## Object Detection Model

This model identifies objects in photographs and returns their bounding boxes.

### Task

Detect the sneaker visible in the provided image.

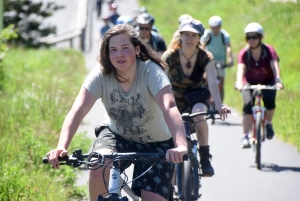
[241,136,251,148]
[199,146,214,177]
[266,124,274,139]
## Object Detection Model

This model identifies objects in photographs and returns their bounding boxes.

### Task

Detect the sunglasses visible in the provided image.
[139,27,151,31]
[246,35,259,40]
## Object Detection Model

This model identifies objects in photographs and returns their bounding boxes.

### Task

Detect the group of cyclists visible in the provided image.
[46,3,284,201]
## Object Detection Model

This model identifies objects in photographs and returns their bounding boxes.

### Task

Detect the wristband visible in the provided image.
[275,78,282,83]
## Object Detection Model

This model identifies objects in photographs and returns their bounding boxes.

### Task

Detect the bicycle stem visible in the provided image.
[108,160,121,195]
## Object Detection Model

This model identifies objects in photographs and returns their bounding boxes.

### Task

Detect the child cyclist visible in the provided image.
[46,24,187,201]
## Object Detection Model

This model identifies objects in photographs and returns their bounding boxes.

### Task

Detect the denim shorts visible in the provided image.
[92,126,175,199]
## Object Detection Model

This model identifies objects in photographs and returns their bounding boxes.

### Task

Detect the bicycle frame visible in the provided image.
[251,90,266,142]
[97,159,139,201]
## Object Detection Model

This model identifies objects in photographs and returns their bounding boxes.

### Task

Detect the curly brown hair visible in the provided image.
[99,24,168,83]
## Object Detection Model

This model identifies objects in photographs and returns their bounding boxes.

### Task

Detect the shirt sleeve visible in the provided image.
[161,49,173,69]
[146,61,171,97]
[266,44,280,62]
[82,66,103,99]
[200,30,210,45]
[238,48,247,65]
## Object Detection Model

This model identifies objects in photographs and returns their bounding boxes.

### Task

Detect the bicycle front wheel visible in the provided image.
[181,156,192,200]
[255,112,262,170]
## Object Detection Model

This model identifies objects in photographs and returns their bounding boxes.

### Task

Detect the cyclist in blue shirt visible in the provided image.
[201,16,234,103]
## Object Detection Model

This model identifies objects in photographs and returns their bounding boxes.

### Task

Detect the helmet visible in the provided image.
[136,13,155,25]
[139,6,148,13]
[244,22,264,36]
[116,15,133,25]
[178,14,192,23]
[208,16,222,27]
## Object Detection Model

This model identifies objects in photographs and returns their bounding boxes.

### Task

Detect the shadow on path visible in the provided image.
[250,163,300,173]
[212,121,242,126]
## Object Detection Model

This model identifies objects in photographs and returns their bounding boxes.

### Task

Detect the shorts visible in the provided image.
[242,89,276,115]
[216,66,226,78]
[92,126,175,199]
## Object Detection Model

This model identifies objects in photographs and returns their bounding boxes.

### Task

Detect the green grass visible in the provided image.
[139,0,300,150]
[0,48,91,200]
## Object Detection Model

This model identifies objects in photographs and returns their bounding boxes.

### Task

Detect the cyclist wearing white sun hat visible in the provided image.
[201,15,234,103]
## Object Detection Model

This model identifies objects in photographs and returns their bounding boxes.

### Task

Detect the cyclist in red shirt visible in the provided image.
[235,22,283,148]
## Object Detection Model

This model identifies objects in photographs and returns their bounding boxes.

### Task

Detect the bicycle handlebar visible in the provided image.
[182,109,227,122]
[43,149,188,168]
[215,62,227,69]
[242,85,279,91]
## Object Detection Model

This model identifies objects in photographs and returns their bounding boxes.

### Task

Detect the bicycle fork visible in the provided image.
[251,106,266,143]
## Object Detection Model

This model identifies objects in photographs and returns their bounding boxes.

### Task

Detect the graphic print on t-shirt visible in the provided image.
[108,89,155,143]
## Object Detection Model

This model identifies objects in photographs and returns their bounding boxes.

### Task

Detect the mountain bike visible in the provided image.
[43,149,178,201]
[242,85,279,170]
[171,110,223,201]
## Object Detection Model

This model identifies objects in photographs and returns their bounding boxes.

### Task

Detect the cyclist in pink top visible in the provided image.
[235,22,283,148]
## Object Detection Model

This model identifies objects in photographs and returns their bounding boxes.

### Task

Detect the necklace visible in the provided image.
[181,49,196,68]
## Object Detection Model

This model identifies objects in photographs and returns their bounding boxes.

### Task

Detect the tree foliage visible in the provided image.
[3,0,64,47]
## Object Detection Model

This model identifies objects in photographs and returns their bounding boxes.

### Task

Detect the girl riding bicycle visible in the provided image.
[46,24,187,201]
[235,22,284,148]
[162,18,229,177]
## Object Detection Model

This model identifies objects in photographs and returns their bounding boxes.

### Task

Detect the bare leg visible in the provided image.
[141,189,166,201]
[192,102,209,146]
[89,149,113,201]
[243,114,252,134]
[266,109,275,122]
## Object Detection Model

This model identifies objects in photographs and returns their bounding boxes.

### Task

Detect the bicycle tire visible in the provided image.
[191,153,200,200]
[176,140,192,201]
[255,112,262,170]
[182,154,192,200]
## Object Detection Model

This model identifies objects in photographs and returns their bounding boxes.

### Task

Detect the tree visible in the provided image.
[3,0,63,47]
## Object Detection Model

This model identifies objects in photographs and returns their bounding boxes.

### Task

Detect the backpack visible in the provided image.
[151,31,159,51]
[204,30,226,46]
[245,43,270,69]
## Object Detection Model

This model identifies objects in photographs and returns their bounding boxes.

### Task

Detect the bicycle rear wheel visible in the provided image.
[191,153,200,200]
[255,112,262,170]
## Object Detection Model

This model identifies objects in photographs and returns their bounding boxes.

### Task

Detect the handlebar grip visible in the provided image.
[183,154,188,161]
[42,155,69,164]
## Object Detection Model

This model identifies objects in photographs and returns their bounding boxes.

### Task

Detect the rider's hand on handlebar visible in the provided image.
[234,81,244,90]
[275,82,284,89]
[47,148,68,169]
[215,105,231,121]
[166,145,188,164]
[227,60,234,67]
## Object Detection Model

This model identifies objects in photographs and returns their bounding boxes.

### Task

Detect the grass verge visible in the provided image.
[0,48,91,200]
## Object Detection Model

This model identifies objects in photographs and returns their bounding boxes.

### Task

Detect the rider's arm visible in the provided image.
[57,87,97,150]
[270,59,281,80]
[226,42,234,67]
[155,85,187,162]
[236,63,246,84]
[205,60,222,106]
